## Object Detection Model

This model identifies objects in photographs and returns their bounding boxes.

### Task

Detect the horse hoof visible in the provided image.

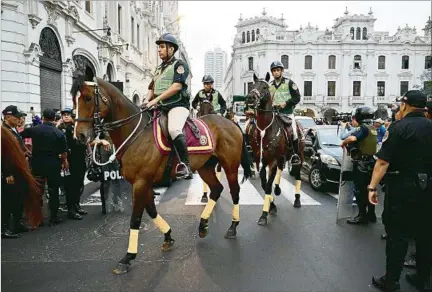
[201,196,208,203]
[269,203,277,215]
[199,227,209,238]
[274,185,281,196]
[113,263,130,275]
[294,199,301,208]
[257,216,267,226]
[162,239,175,251]
[224,228,237,239]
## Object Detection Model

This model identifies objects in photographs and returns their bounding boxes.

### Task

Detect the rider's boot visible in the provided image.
[173,134,193,180]
[290,139,301,165]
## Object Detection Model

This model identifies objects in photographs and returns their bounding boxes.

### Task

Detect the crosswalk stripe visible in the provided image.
[278,177,322,205]
[185,174,206,205]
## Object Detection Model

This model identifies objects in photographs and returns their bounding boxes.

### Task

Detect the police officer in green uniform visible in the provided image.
[269,61,301,164]
[141,33,192,179]
[192,75,227,115]
[341,105,377,225]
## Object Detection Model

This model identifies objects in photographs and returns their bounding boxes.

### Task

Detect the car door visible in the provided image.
[302,131,315,172]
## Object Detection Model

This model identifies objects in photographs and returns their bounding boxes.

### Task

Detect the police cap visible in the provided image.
[42,108,56,119]
[396,90,427,108]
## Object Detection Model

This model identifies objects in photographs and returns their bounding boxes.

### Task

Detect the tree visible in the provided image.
[414,70,432,98]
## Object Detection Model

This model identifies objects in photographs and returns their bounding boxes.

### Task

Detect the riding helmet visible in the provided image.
[155,33,179,51]
[353,105,375,123]
[202,75,214,83]
[270,61,284,71]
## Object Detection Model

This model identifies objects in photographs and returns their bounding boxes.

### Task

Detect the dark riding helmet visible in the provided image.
[155,32,179,52]
[270,61,284,71]
[61,107,73,115]
[353,105,375,123]
[202,75,214,83]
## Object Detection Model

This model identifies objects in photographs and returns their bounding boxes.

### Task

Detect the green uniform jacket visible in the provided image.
[269,77,301,115]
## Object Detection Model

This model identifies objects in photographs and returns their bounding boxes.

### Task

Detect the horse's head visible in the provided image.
[70,70,112,144]
[245,72,272,110]
[198,99,215,116]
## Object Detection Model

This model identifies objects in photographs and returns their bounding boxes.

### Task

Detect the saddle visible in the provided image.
[153,111,214,155]
[276,114,305,142]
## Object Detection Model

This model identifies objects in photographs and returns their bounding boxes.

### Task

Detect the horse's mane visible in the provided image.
[1,126,43,227]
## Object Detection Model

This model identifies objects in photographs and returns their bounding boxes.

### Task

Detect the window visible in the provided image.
[353,81,361,96]
[247,82,253,93]
[377,81,385,96]
[328,55,336,69]
[305,55,312,69]
[362,27,367,40]
[242,32,245,43]
[356,27,361,40]
[354,55,361,69]
[131,17,134,44]
[247,31,250,43]
[327,81,336,96]
[137,24,140,49]
[402,55,409,69]
[248,57,253,71]
[85,1,91,13]
[304,81,312,96]
[281,55,289,69]
[425,55,432,69]
[256,29,260,35]
[350,27,354,40]
[252,30,255,41]
[378,56,385,70]
[400,81,409,96]
[117,5,122,33]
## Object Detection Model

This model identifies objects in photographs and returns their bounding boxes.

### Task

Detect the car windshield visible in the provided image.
[317,128,342,147]
[297,118,316,128]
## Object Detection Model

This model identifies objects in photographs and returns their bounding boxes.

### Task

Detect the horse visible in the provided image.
[244,73,305,226]
[1,126,43,228]
[70,72,252,275]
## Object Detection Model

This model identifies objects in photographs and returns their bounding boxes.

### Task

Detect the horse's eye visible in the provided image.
[84,96,92,102]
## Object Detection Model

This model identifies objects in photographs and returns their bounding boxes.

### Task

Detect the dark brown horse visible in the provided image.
[70,72,252,274]
[245,73,305,226]
[1,126,43,228]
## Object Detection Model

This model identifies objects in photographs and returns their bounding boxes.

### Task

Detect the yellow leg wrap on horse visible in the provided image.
[295,180,301,193]
[232,204,240,222]
[127,229,139,254]
[203,182,209,193]
[263,195,273,212]
[275,168,282,185]
[216,172,222,181]
[201,199,217,220]
[153,214,171,234]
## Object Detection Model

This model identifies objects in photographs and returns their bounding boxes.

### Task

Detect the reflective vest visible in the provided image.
[198,90,220,112]
[153,60,182,105]
[270,79,292,105]
[358,125,378,155]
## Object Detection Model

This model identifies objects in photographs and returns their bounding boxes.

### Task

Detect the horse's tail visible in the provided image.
[239,126,253,183]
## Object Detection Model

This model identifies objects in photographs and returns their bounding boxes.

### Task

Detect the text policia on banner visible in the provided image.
[104,170,123,181]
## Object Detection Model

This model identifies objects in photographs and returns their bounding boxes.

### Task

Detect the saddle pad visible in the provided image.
[153,117,215,155]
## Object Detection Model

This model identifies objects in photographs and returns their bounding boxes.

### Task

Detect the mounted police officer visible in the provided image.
[340,105,377,225]
[269,61,302,165]
[140,32,192,179]
[192,75,227,115]
[367,90,432,291]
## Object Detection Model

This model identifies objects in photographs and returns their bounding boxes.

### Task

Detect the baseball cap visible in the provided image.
[396,90,427,108]
[2,105,24,117]
[42,108,56,119]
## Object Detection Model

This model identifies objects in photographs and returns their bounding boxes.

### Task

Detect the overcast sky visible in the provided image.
[177,1,431,94]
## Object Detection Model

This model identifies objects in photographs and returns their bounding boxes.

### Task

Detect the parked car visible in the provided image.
[300,125,343,191]
[295,116,317,134]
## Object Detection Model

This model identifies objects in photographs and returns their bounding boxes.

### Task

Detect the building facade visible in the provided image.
[204,47,228,91]
[1,0,190,118]
[223,8,432,116]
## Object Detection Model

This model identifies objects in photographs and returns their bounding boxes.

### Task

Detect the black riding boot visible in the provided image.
[173,134,193,180]
[290,139,301,165]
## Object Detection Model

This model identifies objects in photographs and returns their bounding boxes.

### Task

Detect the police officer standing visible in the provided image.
[269,61,302,165]
[191,75,227,115]
[368,90,432,291]
[20,109,69,225]
[57,107,87,220]
[340,106,377,225]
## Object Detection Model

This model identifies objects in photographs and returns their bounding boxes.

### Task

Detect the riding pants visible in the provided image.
[168,107,190,140]
[286,114,298,141]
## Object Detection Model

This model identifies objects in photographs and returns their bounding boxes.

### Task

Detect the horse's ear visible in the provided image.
[265,72,271,83]
[253,73,259,83]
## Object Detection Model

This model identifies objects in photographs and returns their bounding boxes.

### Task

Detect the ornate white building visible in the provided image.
[223,8,432,116]
[1,0,191,118]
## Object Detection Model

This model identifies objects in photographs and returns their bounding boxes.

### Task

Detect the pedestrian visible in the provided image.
[368,90,432,291]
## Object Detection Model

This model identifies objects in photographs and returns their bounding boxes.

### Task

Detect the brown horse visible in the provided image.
[1,126,43,228]
[245,73,305,226]
[70,72,252,274]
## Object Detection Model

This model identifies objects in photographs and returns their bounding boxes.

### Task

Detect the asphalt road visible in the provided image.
[2,170,417,292]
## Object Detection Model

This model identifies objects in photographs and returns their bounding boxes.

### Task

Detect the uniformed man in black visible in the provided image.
[340,106,377,225]
[57,107,87,220]
[191,75,227,115]
[368,90,432,291]
[20,108,69,225]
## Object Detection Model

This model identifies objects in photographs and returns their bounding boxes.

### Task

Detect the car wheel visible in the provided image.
[309,166,324,191]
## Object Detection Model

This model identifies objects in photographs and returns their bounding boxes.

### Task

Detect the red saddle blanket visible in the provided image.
[153,115,215,155]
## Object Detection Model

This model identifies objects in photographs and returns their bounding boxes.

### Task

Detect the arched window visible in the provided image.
[356,27,361,40]
[242,32,245,43]
[350,27,355,40]
[305,55,312,69]
[247,31,250,43]
[248,57,253,71]
[252,30,255,41]
[378,56,385,69]
[354,55,362,69]
[362,27,367,40]
[402,55,409,69]
[328,55,336,69]
[256,28,260,35]
[281,55,289,69]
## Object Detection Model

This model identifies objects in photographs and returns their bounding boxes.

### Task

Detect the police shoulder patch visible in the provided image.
[176,65,185,74]
[292,83,298,90]
[382,131,389,143]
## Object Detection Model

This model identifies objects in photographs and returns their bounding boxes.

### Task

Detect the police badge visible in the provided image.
[199,135,207,145]
[177,65,185,74]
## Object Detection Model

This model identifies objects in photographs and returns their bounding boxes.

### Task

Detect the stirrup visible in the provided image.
[175,162,192,179]
[290,154,301,166]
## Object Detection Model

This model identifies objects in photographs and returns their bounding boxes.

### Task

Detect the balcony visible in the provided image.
[350,96,365,105]
[373,96,392,105]
[302,96,315,104]
[325,96,341,105]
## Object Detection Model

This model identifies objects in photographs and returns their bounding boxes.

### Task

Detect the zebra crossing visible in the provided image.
[81,170,327,207]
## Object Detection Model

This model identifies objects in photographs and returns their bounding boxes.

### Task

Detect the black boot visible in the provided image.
[74,204,88,215]
[290,139,301,165]
[347,205,368,225]
[172,134,193,180]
